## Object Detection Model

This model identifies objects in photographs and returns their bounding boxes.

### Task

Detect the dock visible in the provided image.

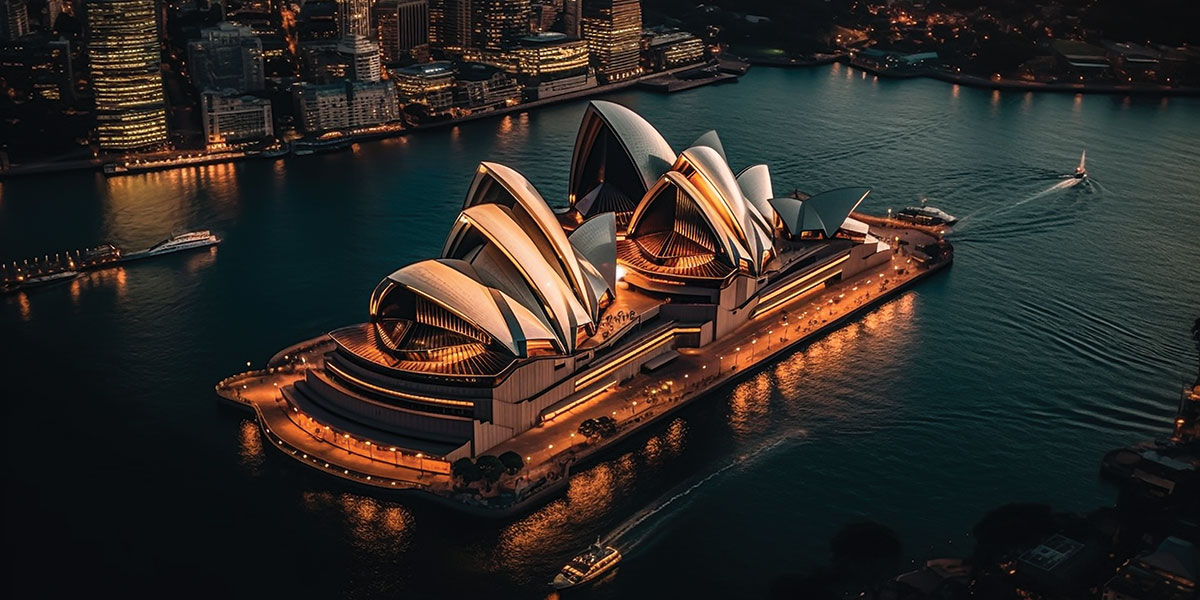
[2,234,219,294]
[637,60,747,94]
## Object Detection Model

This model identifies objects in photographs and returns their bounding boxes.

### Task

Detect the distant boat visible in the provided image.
[894,198,958,226]
[1073,149,1088,179]
[121,230,221,261]
[550,542,621,590]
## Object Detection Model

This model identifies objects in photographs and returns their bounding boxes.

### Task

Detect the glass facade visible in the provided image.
[86,0,168,151]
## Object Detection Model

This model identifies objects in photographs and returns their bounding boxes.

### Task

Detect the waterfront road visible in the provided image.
[217,225,945,505]
[489,239,936,472]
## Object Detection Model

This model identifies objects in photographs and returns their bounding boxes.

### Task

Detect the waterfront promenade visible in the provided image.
[216,221,951,515]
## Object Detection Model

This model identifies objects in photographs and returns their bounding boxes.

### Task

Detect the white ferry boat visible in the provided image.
[123,231,221,261]
[550,542,621,590]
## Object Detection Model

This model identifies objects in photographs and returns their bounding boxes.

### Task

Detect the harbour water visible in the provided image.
[2,65,1198,598]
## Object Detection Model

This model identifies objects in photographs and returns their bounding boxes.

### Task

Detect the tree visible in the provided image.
[578,418,599,439]
[475,455,505,483]
[498,451,524,475]
[451,458,482,484]
[595,416,618,438]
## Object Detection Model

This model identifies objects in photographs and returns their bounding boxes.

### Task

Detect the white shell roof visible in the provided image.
[676,146,775,274]
[465,161,597,319]
[445,203,591,352]
[769,187,871,238]
[579,101,677,193]
[383,259,559,355]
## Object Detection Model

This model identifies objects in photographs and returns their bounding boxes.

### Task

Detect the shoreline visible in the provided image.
[0,62,726,181]
[842,56,1200,97]
[217,230,953,519]
[6,54,1193,181]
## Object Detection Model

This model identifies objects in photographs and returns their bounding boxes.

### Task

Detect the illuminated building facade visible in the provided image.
[1,0,29,41]
[294,80,399,132]
[374,0,429,63]
[581,0,642,83]
[269,101,891,462]
[338,0,371,38]
[187,22,265,92]
[393,60,456,112]
[85,0,169,151]
[454,62,519,108]
[337,34,382,82]
[644,30,705,71]
[473,0,529,51]
[430,0,472,53]
[200,89,273,147]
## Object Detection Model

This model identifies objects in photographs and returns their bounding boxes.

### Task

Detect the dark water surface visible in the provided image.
[3,65,1198,598]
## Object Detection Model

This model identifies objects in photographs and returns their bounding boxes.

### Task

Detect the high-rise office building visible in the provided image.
[581,0,641,83]
[474,0,529,51]
[187,22,265,92]
[561,0,580,38]
[338,0,371,38]
[337,34,381,82]
[431,0,472,53]
[373,0,429,63]
[1,0,30,40]
[85,0,169,151]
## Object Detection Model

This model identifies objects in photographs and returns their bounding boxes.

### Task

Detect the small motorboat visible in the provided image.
[550,541,622,590]
[894,198,958,226]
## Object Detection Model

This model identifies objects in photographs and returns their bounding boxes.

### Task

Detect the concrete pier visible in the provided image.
[216,221,952,516]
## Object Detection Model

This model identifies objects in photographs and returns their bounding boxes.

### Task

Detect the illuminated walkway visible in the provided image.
[217,225,949,509]
[490,242,937,469]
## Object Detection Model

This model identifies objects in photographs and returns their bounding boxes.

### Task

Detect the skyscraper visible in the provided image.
[187,22,265,92]
[338,0,371,38]
[374,0,429,63]
[474,0,529,51]
[561,0,580,38]
[337,34,381,82]
[581,0,641,83]
[1,0,30,40]
[85,0,169,151]
[431,0,472,53]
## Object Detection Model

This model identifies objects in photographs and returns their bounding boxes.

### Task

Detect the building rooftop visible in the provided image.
[394,61,455,77]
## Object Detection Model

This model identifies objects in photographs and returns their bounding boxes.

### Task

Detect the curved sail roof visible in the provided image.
[569,101,676,223]
[372,259,560,356]
[769,187,871,238]
[568,212,618,294]
[737,164,777,223]
[464,161,594,317]
[691,130,728,164]
[443,203,591,351]
[627,170,745,273]
[674,146,775,274]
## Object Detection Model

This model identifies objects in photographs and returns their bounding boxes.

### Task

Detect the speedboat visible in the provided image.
[894,198,957,226]
[1073,149,1087,179]
[550,542,621,590]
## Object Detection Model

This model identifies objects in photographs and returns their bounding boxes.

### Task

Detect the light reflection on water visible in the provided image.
[2,64,1198,599]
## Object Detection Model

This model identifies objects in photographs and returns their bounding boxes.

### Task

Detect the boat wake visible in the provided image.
[952,173,1100,237]
[602,436,795,554]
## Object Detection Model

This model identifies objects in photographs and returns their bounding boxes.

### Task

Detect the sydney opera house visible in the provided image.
[279,100,893,462]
